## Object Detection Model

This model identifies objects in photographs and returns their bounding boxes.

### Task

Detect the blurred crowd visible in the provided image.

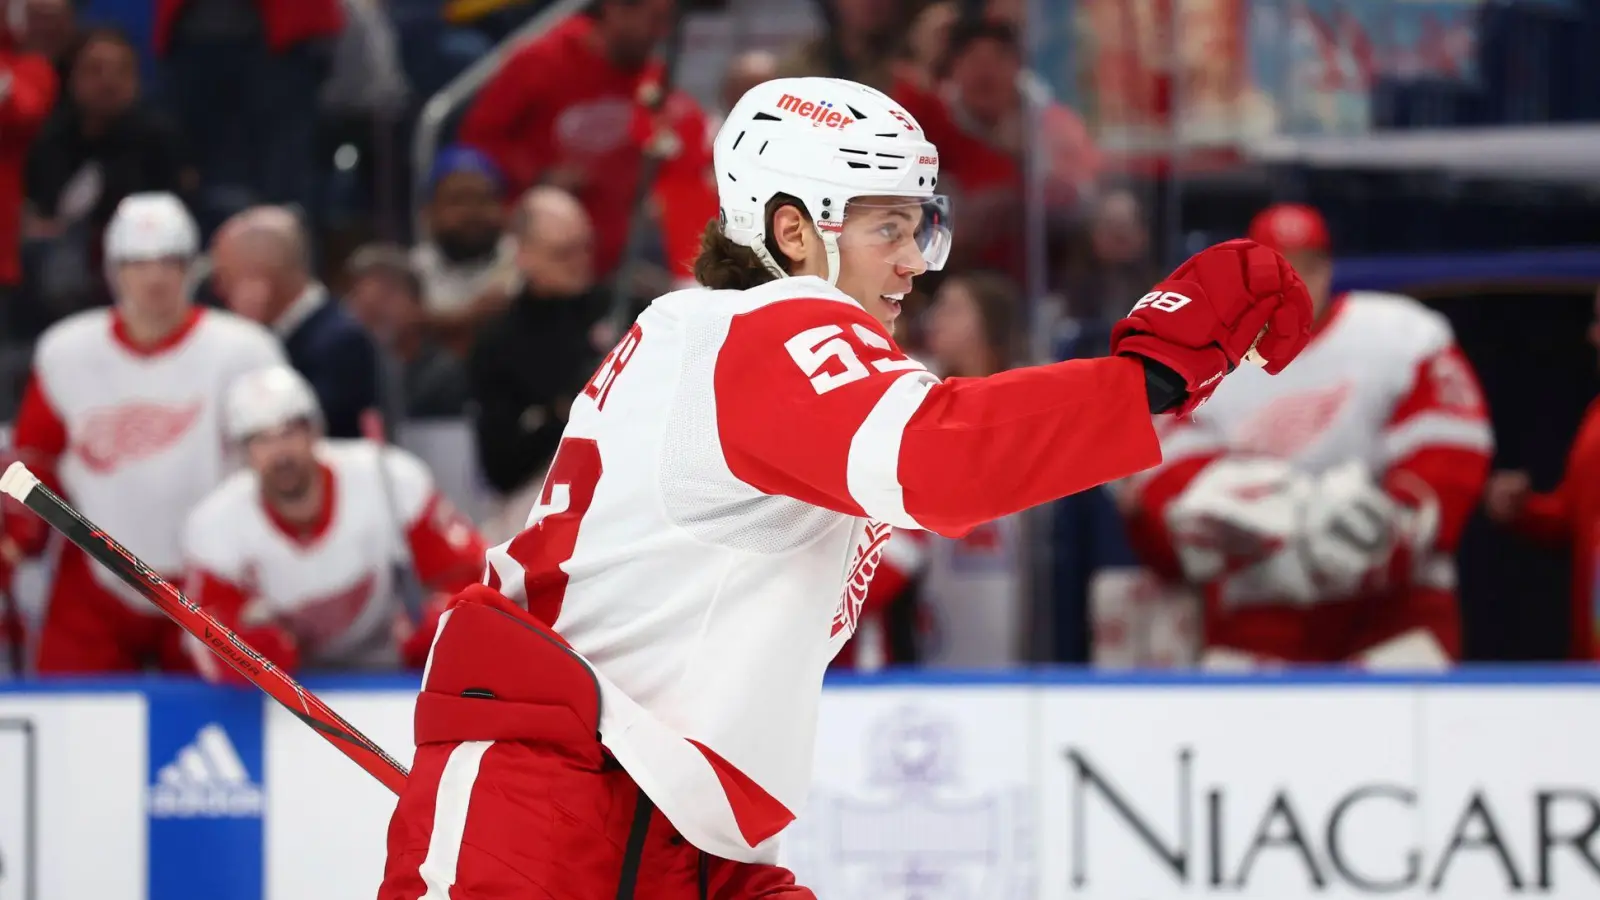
[0,0,1596,680]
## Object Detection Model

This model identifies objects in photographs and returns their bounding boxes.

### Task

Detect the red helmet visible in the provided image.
[1247,203,1330,254]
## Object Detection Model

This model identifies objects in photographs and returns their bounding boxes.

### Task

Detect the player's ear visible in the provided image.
[769,203,815,275]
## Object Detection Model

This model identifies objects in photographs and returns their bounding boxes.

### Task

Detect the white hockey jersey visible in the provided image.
[9,307,284,608]
[476,275,1162,862]
[183,441,486,671]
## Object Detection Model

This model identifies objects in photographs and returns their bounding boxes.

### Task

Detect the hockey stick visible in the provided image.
[0,461,409,794]
[0,575,20,677]
[603,1,689,333]
[361,406,427,626]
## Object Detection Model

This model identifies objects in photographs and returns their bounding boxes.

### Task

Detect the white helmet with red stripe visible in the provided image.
[712,77,951,285]
[104,192,199,265]
[225,365,323,442]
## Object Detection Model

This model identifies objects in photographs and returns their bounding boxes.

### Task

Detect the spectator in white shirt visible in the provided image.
[409,144,516,356]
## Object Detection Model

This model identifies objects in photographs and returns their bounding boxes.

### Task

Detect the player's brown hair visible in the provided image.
[692,194,810,290]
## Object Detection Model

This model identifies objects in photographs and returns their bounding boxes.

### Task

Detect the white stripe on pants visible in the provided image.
[416,740,494,900]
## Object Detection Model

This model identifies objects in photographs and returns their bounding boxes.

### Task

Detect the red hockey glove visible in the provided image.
[1111,239,1313,414]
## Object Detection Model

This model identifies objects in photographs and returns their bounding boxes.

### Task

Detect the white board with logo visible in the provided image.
[781,685,1037,899]
[1034,684,1600,900]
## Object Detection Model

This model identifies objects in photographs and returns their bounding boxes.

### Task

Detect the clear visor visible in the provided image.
[831,195,952,273]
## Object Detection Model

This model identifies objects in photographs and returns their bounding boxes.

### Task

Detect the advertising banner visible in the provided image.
[145,685,266,900]
[1034,684,1600,899]
[782,686,1038,899]
[3,675,1599,900]
[0,693,147,900]
[1412,689,1600,898]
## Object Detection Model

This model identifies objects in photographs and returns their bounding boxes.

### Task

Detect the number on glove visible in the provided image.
[1131,291,1195,313]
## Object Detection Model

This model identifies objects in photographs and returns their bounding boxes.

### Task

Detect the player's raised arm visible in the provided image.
[714,298,1156,537]
[713,238,1313,538]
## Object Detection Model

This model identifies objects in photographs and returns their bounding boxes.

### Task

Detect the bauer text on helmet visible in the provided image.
[225,366,322,443]
[713,77,951,287]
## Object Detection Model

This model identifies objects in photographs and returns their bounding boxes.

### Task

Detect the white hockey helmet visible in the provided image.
[712,76,951,284]
[104,192,199,265]
[225,365,323,443]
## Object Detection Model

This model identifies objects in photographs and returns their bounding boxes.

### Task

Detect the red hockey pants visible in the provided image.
[376,584,814,899]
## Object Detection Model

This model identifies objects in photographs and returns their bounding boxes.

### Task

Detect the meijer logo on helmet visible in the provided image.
[776,94,855,130]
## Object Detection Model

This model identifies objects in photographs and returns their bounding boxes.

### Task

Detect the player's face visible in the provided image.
[113,258,189,321]
[835,197,937,332]
[244,421,319,501]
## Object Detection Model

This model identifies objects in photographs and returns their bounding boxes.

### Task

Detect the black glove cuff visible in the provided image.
[1134,356,1189,414]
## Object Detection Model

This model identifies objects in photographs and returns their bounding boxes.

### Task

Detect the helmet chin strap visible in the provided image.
[750,226,843,286]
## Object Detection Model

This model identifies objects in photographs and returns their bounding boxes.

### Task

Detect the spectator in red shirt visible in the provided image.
[0,5,56,282]
[457,0,710,279]
[0,2,58,404]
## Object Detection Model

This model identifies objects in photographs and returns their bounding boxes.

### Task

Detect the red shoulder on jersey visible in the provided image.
[714,296,1161,537]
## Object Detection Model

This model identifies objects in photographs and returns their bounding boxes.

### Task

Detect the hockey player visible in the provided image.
[377,77,1314,899]
[3,192,285,673]
[181,365,488,680]
[1118,202,1494,669]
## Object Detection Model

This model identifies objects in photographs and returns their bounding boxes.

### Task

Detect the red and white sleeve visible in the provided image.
[405,492,489,594]
[1379,343,1494,552]
[4,375,68,555]
[713,298,1162,538]
[382,447,489,593]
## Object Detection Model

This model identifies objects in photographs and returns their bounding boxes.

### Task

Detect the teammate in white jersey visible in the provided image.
[2,193,285,674]
[1115,203,1494,668]
[377,76,1315,900]
[181,366,488,682]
